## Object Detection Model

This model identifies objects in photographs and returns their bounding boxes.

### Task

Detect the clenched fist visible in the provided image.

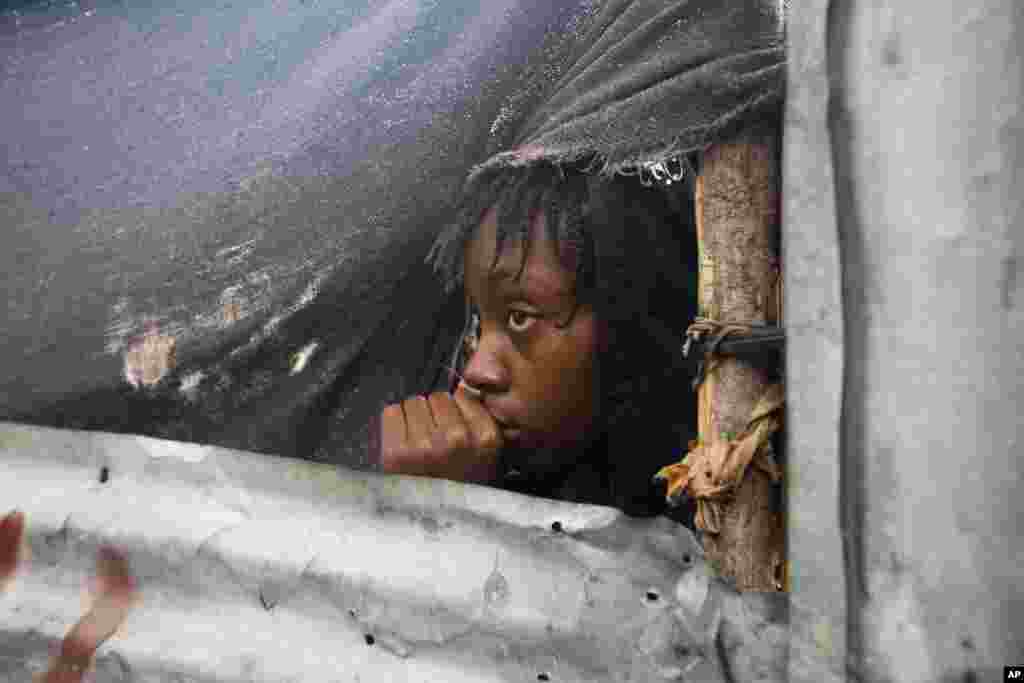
[379,383,504,484]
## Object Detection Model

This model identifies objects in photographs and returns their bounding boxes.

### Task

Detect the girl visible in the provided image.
[381,162,699,522]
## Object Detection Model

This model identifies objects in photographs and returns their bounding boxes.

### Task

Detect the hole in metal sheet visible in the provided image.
[364,634,375,646]
[645,589,660,603]
[681,553,692,565]
[550,521,563,533]
[537,674,550,682]
[99,467,110,484]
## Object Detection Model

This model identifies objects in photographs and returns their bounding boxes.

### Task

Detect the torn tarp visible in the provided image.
[2,0,784,473]
[470,0,785,180]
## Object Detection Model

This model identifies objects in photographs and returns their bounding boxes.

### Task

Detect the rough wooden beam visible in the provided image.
[695,124,785,592]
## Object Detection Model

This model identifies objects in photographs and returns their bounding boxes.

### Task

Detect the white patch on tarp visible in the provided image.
[260,270,330,339]
[290,341,320,375]
[104,297,135,354]
[179,370,205,399]
[296,274,324,307]
[215,239,256,261]
[261,313,286,337]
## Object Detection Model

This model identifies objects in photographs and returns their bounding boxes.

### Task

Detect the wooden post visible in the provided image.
[694,125,785,591]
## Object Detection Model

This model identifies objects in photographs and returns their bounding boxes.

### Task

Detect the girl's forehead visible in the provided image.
[464,208,574,300]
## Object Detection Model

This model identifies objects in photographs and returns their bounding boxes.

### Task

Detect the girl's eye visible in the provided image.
[507,309,536,333]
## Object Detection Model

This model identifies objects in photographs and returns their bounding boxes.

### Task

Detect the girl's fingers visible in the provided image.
[402,395,437,457]
[380,403,410,471]
[94,546,137,605]
[380,390,501,483]
[452,388,503,456]
[426,392,471,450]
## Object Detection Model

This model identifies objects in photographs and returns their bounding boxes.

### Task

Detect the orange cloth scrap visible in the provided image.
[656,384,784,533]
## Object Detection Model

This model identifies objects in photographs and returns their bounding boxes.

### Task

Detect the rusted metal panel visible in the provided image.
[0,422,787,682]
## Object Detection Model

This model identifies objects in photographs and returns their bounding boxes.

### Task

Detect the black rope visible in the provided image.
[683,324,786,390]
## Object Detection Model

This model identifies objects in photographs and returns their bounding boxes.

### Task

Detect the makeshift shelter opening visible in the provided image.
[4,0,1021,680]
[1,0,784,476]
[1,0,793,679]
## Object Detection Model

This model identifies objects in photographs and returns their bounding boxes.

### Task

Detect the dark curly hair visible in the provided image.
[428,159,699,519]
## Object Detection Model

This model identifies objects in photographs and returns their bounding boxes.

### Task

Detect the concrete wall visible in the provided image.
[786,0,1024,680]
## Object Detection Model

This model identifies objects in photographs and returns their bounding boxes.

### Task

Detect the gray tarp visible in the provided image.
[1,0,783,477]
[2,0,602,467]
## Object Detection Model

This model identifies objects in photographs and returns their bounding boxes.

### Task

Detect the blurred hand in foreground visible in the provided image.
[379,382,503,485]
[1,510,138,683]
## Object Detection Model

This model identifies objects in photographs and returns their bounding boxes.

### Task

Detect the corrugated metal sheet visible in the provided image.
[0,422,787,682]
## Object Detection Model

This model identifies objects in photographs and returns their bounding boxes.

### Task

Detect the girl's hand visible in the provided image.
[379,383,503,484]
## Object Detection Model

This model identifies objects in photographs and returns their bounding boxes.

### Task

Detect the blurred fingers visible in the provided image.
[452,388,503,456]
[380,403,409,472]
[402,395,437,459]
[426,392,471,453]
[0,510,25,594]
[42,545,138,683]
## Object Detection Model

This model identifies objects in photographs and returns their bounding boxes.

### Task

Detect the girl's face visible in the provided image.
[461,207,603,474]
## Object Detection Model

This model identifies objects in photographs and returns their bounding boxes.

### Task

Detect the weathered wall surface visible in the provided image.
[789,0,1024,680]
[783,0,847,679]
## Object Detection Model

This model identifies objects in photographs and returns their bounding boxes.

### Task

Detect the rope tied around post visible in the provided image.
[683,317,758,390]
[655,383,784,534]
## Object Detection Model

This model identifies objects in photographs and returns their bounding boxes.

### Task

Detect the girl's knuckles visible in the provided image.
[477,429,501,451]
[444,428,471,451]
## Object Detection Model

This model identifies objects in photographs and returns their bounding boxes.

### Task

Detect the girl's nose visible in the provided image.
[461,332,510,394]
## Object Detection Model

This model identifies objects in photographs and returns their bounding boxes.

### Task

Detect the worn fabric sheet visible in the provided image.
[2,0,783,471]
